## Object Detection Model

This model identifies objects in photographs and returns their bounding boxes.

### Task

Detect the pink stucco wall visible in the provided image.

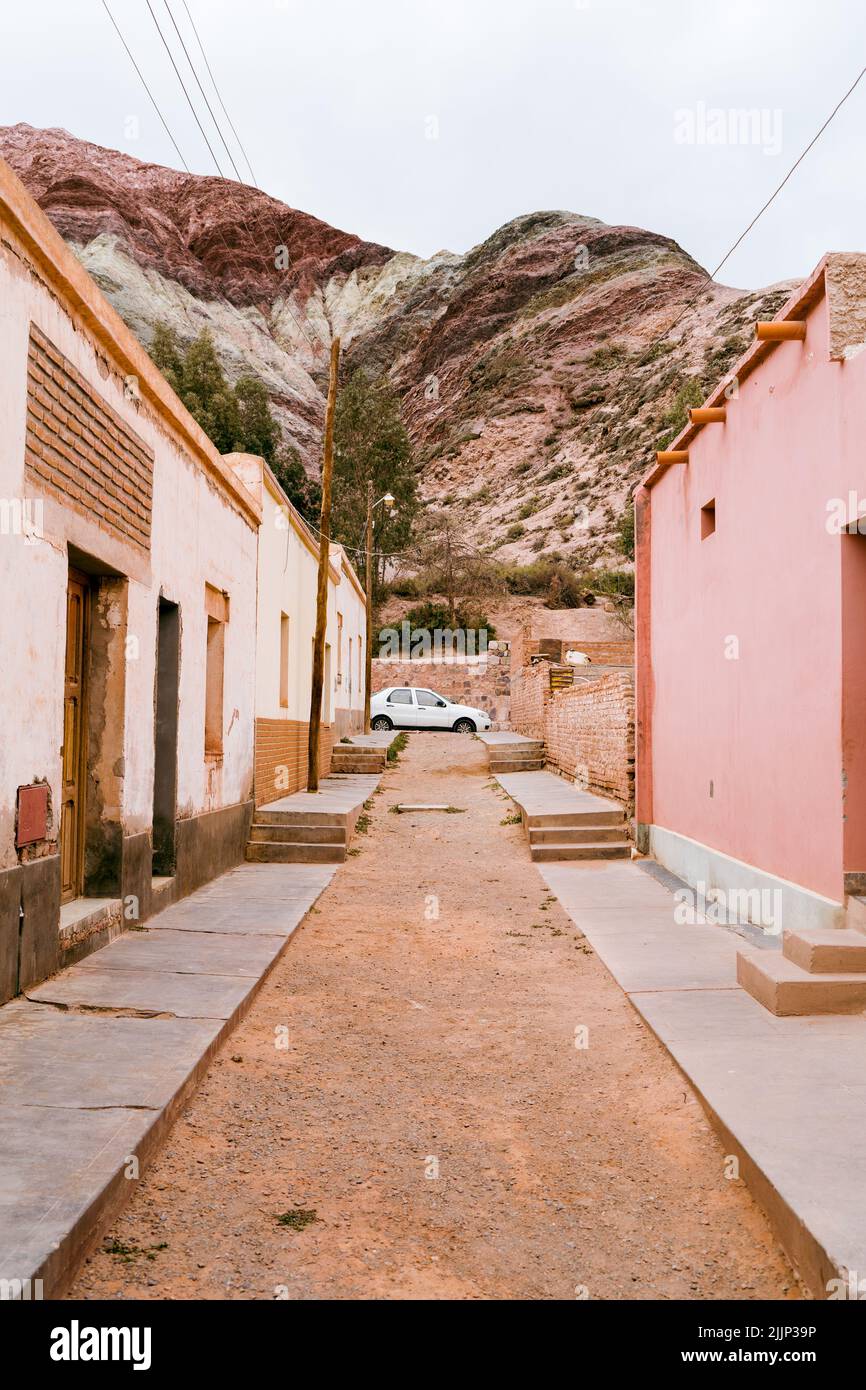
[640,282,866,902]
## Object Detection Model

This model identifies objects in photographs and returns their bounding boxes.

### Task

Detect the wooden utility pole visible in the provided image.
[364,478,373,734]
[307,337,340,792]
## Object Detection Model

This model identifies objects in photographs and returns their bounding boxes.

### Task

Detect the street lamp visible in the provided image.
[364,482,395,733]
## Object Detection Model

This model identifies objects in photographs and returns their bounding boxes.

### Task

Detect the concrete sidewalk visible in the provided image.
[0,861,335,1297]
[495,768,624,822]
[540,858,866,1297]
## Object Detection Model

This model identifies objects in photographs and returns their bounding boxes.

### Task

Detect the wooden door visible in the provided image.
[61,570,89,903]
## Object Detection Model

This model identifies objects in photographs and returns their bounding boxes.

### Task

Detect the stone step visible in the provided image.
[490,758,545,773]
[245,841,345,864]
[737,946,866,1015]
[846,894,866,932]
[330,759,385,774]
[249,822,346,844]
[529,824,631,845]
[490,741,544,754]
[526,809,625,829]
[255,808,346,827]
[783,926,866,974]
[530,841,631,863]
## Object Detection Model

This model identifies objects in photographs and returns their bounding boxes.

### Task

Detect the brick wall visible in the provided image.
[25,325,154,550]
[509,662,548,739]
[510,665,635,809]
[512,619,633,670]
[371,656,511,727]
[254,718,336,806]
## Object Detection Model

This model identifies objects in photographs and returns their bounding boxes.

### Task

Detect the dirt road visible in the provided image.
[69,734,796,1300]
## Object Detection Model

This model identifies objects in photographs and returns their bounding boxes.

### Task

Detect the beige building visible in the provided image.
[224,457,367,808]
[0,156,261,1003]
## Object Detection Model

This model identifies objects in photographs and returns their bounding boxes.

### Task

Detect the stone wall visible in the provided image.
[510,664,635,810]
[371,653,511,727]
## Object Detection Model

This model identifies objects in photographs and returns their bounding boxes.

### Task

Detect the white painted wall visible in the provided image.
[0,200,258,870]
[248,464,340,727]
[331,545,367,723]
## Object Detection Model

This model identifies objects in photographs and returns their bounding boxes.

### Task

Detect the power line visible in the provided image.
[154,9,322,358]
[103,0,321,359]
[662,62,866,345]
[711,63,866,282]
[161,0,244,184]
[180,0,257,185]
[144,0,226,177]
[101,0,189,171]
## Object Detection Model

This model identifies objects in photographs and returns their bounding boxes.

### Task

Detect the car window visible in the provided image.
[389,688,413,705]
[415,689,443,707]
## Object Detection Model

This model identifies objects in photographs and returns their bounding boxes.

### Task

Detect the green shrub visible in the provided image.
[618,506,635,562]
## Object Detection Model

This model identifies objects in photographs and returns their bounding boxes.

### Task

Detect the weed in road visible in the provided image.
[276,1209,318,1231]
[104,1239,168,1263]
[443,805,466,814]
[387,733,409,763]
[355,812,371,834]
[501,811,522,825]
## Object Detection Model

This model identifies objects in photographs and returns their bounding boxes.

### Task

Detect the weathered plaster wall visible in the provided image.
[0,156,260,998]
[332,545,366,733]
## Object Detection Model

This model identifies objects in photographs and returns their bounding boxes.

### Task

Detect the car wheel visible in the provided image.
[371,715,393,731]
[453,718,476,734]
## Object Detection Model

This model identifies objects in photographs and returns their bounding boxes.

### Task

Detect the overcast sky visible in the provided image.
[1,0,864,289]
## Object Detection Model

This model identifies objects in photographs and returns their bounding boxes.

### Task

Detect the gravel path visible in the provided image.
[69,733,797,1300]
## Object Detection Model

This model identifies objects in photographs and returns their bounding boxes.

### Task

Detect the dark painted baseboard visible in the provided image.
[0,800,254,1006]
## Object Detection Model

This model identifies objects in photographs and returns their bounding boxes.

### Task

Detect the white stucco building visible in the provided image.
[225,456,367,805]
[0,154,261,1001]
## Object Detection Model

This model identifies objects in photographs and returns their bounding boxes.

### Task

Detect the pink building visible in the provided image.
[636,253,866,1012]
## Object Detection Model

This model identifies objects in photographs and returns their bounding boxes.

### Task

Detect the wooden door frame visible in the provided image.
[62,566,91,904]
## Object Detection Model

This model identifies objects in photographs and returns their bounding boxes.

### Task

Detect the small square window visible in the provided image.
[701,499,716,540]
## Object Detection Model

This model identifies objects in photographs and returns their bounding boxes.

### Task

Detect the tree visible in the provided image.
[271,446,322,524]
[404,505,502,624]
[235,375,280,462]
[618,505,635,562]
[148,323,322,523]
[330,369,418,592]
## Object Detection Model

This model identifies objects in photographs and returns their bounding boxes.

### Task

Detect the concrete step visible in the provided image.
[530,824,631,845]
[490,741,544,754]
[490,758,545,773]
[846,894,866,932]
[330,759,385,774]
[783,926,866,974]
[245,841,345,864]
[255,808,346,827]
[530,841,631,863]
[527,809,625,829]
[250,822,346,845]
[737,946,866,1015]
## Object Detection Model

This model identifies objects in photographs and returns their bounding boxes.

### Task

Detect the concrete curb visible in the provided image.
[0,864,338,1298]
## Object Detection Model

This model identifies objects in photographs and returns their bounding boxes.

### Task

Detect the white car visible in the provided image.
[370,686,492,733]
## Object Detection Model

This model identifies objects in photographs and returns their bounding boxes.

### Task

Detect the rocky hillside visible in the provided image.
[0,124,792,566]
